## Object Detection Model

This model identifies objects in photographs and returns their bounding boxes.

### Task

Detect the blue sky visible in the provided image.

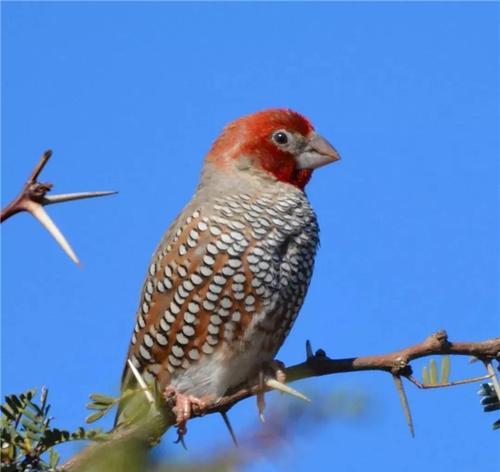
[1,2,498,471]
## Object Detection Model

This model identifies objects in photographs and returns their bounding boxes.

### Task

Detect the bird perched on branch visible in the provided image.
[116,108,340,438]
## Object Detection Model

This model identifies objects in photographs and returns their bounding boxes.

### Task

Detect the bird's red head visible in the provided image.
[206,109,340,190]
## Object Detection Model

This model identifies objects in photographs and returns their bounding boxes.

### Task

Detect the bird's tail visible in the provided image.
[114,359,159,429]
[113,360,137,429]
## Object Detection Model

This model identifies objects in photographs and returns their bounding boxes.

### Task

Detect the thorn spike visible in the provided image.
[257,371,266,423]
[27,202,80,264]
[485,362,500,402]
[265,378,311,402]
[127,359,155,405]
[43,191,118,206]
[392,375,415,437]
[220,411,239,447]
[306,340,313,359]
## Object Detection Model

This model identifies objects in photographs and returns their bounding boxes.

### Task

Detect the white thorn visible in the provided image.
[43,190,117,205]
[485,362,500,404]
[265,378,311,403]
[127,359,155,406]
[26,201,80,265]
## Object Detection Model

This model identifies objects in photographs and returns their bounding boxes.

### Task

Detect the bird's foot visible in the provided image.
[256,359,310,422]
[164,387,207,446]
[256,359,286,423]
[267,359,287,383]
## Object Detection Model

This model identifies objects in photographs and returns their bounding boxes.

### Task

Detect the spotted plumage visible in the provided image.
[127,188,317,394]
[117,108,339,428]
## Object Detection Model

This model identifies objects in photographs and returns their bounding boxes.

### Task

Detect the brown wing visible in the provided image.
[121,204,266,393]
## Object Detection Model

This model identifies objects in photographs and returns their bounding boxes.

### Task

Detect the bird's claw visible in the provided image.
[256,359,287,423]
[164,387,206,445]
[256,359,310,422]
[267,359,286,383]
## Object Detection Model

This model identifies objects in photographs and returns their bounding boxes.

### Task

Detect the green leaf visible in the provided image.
[26,401,44,418]
[422,366,430,385]
[89,393,117,406]
[84,428,109,441]
[86,411,106,424]
[21,417,44,433]
[5,396,22,416]
[70,426,87,439]
[21,407,41,422]
[86,402,112,411]
[25,429,41,442]
[1,404,17,421]
[429,359,438,385]
[49,448,60,468]
[440,356,451,385]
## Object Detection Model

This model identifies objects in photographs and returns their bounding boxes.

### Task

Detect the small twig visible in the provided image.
[1,149,117,264]
[392,375,415,437]
[407,373,494,389]
[29,149,52,182]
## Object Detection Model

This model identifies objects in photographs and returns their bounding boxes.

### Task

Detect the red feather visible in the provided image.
[207,109,315,189]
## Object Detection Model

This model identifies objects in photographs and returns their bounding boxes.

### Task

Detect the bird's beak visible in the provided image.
[296,133,341,170]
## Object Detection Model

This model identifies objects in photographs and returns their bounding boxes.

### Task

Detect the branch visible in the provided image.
[1,149,117,264]
[61,330,500,471]
[1,150,54,222]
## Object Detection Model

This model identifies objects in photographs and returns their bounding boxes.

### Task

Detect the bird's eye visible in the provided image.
[273,131,289,145]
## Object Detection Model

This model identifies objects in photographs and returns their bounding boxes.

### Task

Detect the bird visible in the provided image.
[116,108,340,438]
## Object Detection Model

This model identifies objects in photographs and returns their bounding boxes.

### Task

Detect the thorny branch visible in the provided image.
[1,149,116,264]
[61,331,500,471]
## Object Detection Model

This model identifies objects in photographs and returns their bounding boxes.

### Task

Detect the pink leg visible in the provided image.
[256,359,287,422]
[268,359,286,383]
[164,387,206,442]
